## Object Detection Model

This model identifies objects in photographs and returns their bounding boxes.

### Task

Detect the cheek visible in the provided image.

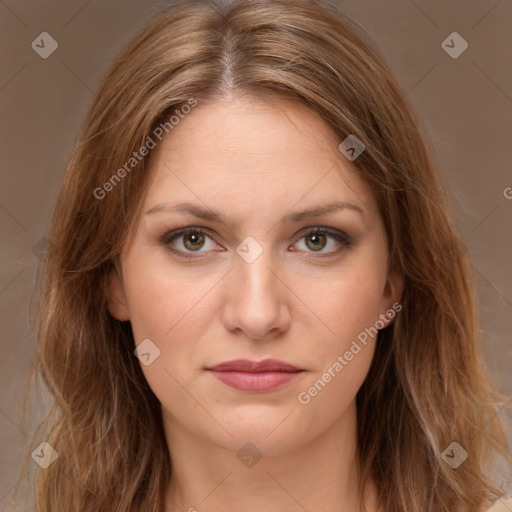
[292,272,383,431]
[121,253,218,343]
[293,263,386,352]
[121,258,215,410]
[294,341,375,442]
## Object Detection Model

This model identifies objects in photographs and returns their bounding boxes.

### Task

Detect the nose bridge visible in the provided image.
[237,249,275,294]
[222,237,290,338]
[234,239,280,306]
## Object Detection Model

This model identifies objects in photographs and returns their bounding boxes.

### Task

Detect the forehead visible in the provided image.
[143,97,376,222]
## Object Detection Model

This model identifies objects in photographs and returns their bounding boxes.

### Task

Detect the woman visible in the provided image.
[13,0,511,511]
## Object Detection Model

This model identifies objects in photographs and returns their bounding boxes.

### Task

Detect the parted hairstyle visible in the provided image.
[12,0,511,511]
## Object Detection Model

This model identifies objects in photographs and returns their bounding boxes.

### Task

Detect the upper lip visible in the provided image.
[206,358,303,373]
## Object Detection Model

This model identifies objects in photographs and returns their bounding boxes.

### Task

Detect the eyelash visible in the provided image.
[159,226,353,260]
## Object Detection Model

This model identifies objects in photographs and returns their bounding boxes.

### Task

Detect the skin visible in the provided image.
[107,96,403,512]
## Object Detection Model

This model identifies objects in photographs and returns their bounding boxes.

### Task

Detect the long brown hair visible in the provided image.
[12,0,511,510]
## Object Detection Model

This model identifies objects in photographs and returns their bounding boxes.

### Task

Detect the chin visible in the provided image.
[207,416,313,458]
[215,431,301,458]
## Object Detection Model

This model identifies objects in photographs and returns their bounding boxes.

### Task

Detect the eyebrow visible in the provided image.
[145,200,368,227]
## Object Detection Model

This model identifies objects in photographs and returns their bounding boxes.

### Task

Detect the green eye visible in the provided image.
[161,226,352,260]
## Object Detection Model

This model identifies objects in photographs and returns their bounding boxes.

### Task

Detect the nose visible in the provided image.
[221,245,291,341]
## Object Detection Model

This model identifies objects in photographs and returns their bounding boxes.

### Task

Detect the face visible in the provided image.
[107,96,403,456]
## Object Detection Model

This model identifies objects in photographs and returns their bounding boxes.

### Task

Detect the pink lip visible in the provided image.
[205,359,304,392]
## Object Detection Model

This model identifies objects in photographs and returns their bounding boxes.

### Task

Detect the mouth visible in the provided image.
[205,358,305,392]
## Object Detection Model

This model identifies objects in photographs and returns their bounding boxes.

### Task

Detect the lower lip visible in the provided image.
[207,370,303,391]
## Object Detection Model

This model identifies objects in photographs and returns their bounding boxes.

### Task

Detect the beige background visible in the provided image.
[1,0,511,509]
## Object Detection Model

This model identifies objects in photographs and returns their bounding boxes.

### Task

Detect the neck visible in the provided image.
[163,400,380,512]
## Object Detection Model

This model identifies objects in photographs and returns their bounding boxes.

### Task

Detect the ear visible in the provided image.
[105,265,130,321]
[379,265,404,328]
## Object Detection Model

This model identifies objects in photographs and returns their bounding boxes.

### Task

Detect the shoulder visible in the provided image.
[485,497,512,511]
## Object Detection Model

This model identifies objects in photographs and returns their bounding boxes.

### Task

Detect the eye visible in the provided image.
[160,226,353,260]
[161,227,220,259]
[291,227,352,257]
